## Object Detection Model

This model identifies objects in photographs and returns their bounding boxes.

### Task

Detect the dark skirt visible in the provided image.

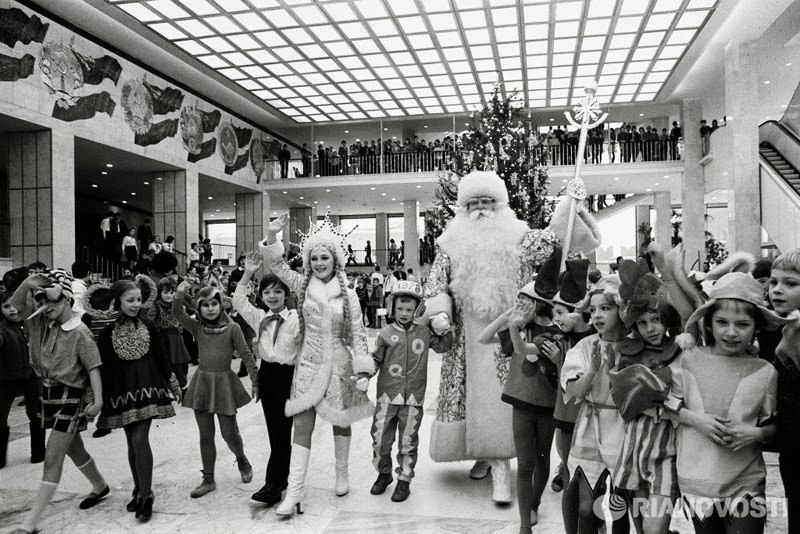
[161,329,191,365]
[97,358,176,429]
[124,245,138,263]
[182,368,251,415]
[41,380,88,434]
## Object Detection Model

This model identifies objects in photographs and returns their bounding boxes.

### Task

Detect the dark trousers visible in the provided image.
[0,373,42,427]
[689,495,765,534]
[258,361,294,487]
[279,160,289,179]
[780,453,799,534]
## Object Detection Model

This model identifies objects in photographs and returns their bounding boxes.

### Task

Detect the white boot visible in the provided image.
[469,460,491,480]
[275,446,310,516]
[490,459,512,504]
[333,435,350,496]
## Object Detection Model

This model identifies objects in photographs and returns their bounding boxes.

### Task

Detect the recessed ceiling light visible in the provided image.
[416,185,422,188]
[562,179,568,183]
[208,196,213,200]
[392,136,397,139]
[156,177,163,180]
[101,171,107,175]
[646,188,652,191]
[786,62,792,67]
[283,191,287,194]
[326,205,331,208]
[273,212,277,215]
[122,200,127,204]
[131,192,136,196]
[654,182,660,186]
[549,118,554,121]
[299,196,304,199]
[614,177,619,180]
[381,193,387,196]
[314,201,319,204]
[764,80,770,84]
[326,189,331,192]
[424,125,428,128]
[384,127,388,131]
[663,175,669,178]
[639,113,644,116]
[464,122,469,126]
[215,209,220,212]
[344,130,349,133]
[210,214,214,217]
[391,197,396,201]
[370,187,376,190]
[233,203,237,206]
[91,184,98,188]
[143,181,149,185]
[106,163,113,168]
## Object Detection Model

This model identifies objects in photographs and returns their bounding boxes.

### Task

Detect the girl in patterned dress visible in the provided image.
[96,279,181,522]
[262,214,374,517]
[561,275,630,534]
[149,278,191,389]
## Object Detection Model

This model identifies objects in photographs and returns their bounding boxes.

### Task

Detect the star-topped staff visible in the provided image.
[559,80,608,272]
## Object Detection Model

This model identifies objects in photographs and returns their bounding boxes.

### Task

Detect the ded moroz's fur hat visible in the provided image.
[456,170,509,207]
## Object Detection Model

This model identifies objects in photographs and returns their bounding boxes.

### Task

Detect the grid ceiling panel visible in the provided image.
[109,0,718,123]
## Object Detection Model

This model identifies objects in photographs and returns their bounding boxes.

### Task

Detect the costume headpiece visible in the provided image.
[618,259,668,328]
[553,258,590,309]
[34,268,74,303]
[391,280,423,302]
[519,246,562,305]
[83,283,116,319]
[295,213,355,270]
[456,170,509,207]
[685,271,791,331]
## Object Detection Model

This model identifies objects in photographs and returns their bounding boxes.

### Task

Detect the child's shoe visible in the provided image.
[236,456,253,483]
[370,473,393,495]
[135,493,154,522]
[390,480,410,502]
[126,489,139,512]
[190,470,216,498]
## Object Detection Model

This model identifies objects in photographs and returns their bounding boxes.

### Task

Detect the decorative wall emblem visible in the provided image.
[121,78,153,135]
[218,121,238,166]
[180,106,203,155]
[250,137,265,182]
[39,38,83,108]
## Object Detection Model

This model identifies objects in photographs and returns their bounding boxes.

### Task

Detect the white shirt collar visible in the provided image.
[60,316,83,331]
[267,308,290,319]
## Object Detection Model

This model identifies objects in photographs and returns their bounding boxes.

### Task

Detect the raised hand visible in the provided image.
[268,214,289,234]
[244,251,263,274]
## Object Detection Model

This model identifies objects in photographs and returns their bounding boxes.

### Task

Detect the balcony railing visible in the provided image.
[267,139,682,179]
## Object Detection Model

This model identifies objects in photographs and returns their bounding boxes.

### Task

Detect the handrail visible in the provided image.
[760,119,800,147]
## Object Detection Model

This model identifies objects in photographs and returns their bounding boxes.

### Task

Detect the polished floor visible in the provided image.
[0,329,789,533]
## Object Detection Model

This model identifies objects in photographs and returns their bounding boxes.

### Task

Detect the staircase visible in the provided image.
[760,142,800,193]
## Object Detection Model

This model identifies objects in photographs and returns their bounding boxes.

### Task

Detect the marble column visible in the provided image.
[185,165,199,255]
[375,212,388,268]
[680,99,706,270]
[152,170,192,271]
[7,129,65,268]
[635,204,651,253]
[403,200,419,276]
[725,40,761,255]
[236,192,266,256]
[654,191,672,251]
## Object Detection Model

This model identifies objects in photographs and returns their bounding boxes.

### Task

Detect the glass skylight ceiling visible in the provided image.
[108,0,718,123]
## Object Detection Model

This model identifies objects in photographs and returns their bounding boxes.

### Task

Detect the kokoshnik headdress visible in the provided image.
[294,213,356,271]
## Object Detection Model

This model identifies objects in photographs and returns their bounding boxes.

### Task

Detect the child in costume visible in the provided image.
[149,277,191,389]
[609,259,688,534]
[262,214,374,517]
[0,289,45,468]
[10,269,109,534]
[479,250,563,533]
[666,272,785,533]
[172,284,259,498]
[767,250,800,533]
[549,259,594,494]
[95,279,181,522]
[561,275,630,534]
[369,278,384,328]
[232,254,300,506]
[359,280,453,503]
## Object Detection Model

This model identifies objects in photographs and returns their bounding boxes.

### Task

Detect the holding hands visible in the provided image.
[350,372,371,392]
[430,313,451,336]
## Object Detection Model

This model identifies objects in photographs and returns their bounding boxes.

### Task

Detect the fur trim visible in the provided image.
[547,197,602,254]
[285,362,332,418]
[306,275,342,305]
[352,354,376,376]
[705,251,755,281]
[136,274,157,309]
[456,170,509,206]
[422,293,453,320]
[429,420,468,462]
[315,398,375,427]
[82,283,116,319]
[674,332,696,351]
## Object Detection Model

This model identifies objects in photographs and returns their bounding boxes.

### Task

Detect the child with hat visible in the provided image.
[172,283,259,499]
[560,273,630,534]
[478,250,563,531]
[665,272,787,533]
[357,279,453,503]
[549,258,594,494]
[9,269,109,534]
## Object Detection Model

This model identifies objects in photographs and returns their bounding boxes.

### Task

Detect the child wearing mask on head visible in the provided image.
[95,279,181,522]
[355,280,453,503]
[478,250,563,532]
[232,252,300,506]
[0,289,45,468]
[9,269,108,534]
[172,282,259,498]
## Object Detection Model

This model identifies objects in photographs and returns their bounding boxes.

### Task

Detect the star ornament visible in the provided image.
[293,212,357,265]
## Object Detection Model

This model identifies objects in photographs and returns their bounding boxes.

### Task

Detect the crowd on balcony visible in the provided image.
[313,136,457,176]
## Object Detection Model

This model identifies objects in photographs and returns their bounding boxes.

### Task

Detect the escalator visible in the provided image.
[759,120,800,253]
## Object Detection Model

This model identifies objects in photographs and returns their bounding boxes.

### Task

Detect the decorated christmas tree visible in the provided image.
[430,86,551,236]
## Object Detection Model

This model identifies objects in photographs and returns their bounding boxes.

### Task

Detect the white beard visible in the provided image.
[437,206,528,320]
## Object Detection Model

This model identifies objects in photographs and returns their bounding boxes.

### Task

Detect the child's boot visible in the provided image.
[276,445,310,516]
[0,426,9,468]
[333,435,350,496]
[29,422,45,464]
[190,470,216,498]
[370,473,393,495]
[236,456,253,483]
[391,480,410,502]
